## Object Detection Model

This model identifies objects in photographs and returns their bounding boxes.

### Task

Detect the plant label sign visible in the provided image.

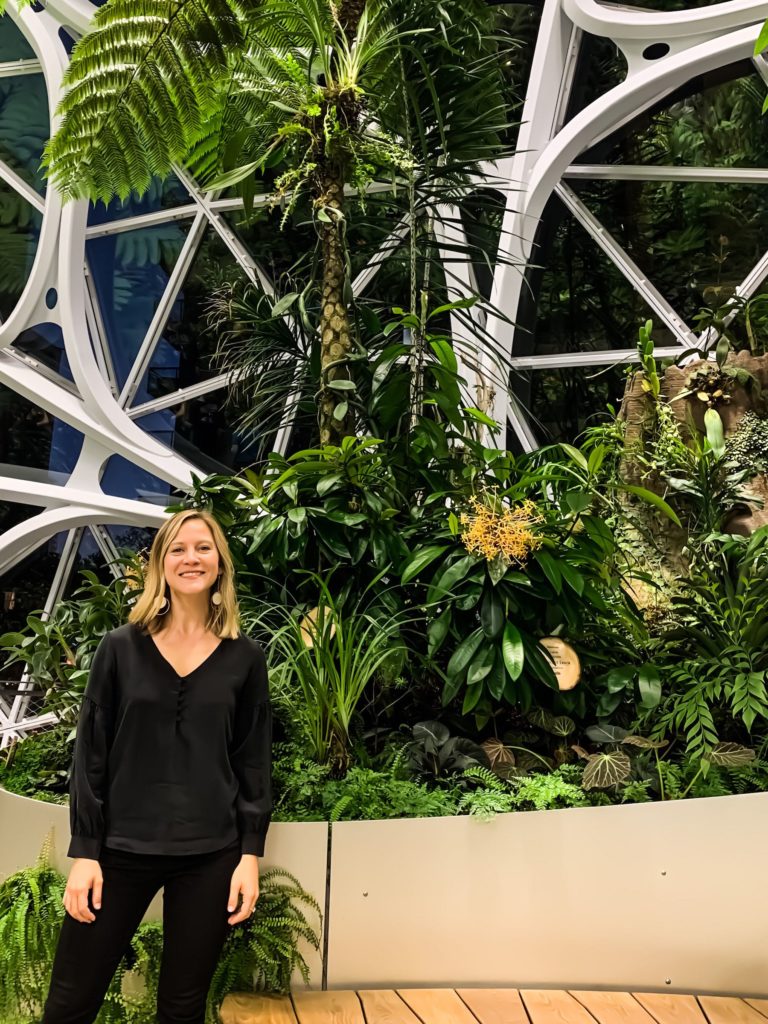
[539,637,581,690]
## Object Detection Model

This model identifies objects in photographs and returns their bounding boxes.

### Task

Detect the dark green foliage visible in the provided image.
[0,722,72,802]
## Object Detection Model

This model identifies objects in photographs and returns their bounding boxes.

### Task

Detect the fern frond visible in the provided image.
[45,0,245,202]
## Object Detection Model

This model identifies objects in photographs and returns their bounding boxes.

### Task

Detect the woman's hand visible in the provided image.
[227,854,260,925]
[64,858,103,923]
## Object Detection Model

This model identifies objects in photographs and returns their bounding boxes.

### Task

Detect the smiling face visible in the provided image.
[162,517,221,601]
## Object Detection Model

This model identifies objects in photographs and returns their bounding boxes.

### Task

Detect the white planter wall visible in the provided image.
[3,785,768,995]
[327,793,768,995]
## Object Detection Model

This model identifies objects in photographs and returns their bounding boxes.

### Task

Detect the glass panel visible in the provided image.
[579,65,764,166]
[132,228,242,404]
[517,363,628,445]
[61,529,114,598]
[0,178,42,320]
[105,523,156,553]
[0,73,48,193]
[0,14,35,62]
[86,220,192,390]
[87,172,192,226]
[575,178,768,322]
[13,322,73,381]
[564,33,627,121]
[100,446,179,505]
[517,194,674,362]
[138,399,265,475]
[0,384,83,480]
[0,532,67,635]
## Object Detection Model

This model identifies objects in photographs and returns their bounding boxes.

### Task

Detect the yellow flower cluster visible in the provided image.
[459,496,543,564]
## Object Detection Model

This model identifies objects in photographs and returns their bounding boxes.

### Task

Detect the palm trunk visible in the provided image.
[317,165,353,445]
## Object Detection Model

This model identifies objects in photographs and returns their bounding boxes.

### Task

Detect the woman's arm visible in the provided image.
[230,645,273,857]
[67,632,116,860]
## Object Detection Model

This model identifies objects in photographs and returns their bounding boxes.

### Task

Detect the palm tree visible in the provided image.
[36,0,510,445]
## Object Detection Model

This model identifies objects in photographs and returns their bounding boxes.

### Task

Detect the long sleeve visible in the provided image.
[230,645,273,857]
[67,632,116,859]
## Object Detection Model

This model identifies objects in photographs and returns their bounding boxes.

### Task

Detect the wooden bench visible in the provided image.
[219,989,768,1023]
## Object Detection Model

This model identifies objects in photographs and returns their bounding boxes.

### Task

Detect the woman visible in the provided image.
[41,509,273,1024]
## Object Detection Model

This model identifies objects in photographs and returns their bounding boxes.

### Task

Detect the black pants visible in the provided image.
[41,839,242,1024]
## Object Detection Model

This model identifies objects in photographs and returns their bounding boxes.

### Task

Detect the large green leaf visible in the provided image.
[446,627,484,679]
[501,622,524,681]
[618,485,682,528]
[582,751,631,790]
[401,545,450,585]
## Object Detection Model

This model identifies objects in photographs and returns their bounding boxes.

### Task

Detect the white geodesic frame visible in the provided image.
[1,0,768,743]
[487,0,768,451]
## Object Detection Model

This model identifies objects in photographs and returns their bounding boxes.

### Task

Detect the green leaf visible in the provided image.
[582,751,632,789]
[467,644,495,686]
[535,550,562,594]
[502,622,524,681]
[755,19,768,55]
[637,665,662,709]
[326,379,356,391]
[316,473,343,498]
[429,338,458,374]
[431,554,476,598]
[464,407,499,430]
[480,590,504,638]
[462,681,484,715]
[559,443,588,472]
[333,402,349,422]
[706,743,756,767]
[401,545,450,585]
[447,627,484,679]
[208,159,262,191]
[618,484,682,528]
[271,292,299,317]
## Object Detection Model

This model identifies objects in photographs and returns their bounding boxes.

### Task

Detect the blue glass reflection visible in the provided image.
[13,322,73,382]
[0,383,83,479]
[87,173,191,226]
[86,222,190,390]
[0,73,48,193]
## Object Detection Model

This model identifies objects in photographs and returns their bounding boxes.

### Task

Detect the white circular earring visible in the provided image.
[156,594,170,615]
[211,577,223,606]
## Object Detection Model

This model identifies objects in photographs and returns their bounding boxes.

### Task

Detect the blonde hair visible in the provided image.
[127,509,241,639]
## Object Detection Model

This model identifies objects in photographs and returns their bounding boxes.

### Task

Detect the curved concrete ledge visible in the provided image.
[2,785,767,994]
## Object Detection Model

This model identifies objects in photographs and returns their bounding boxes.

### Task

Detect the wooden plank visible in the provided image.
[456,988,530,1024]
[632,993,709,1023]
[357,990,423,1023]
[744,1002,768,1021]
[291,990,365,1024]
[570,991,657,1023]
[697,998,768,1024]
[396,988,480,1023]
[521,990,599,1024]
[219,992,299,1024]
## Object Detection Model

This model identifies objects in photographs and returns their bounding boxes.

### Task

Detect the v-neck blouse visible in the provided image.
[67,622,272,860]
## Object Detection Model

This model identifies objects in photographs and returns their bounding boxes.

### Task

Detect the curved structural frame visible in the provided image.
[487,0,768,449]
[0,0,767,743]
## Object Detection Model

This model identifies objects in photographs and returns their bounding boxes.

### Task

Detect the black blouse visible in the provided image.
[67,622,272,860]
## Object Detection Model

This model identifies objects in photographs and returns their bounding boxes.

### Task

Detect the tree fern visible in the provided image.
[44,0,245,202]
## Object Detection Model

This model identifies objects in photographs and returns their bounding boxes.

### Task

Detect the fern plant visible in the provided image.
[0,833,321,1024]
[207,867,322,1018]
[0,831,65,1022]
